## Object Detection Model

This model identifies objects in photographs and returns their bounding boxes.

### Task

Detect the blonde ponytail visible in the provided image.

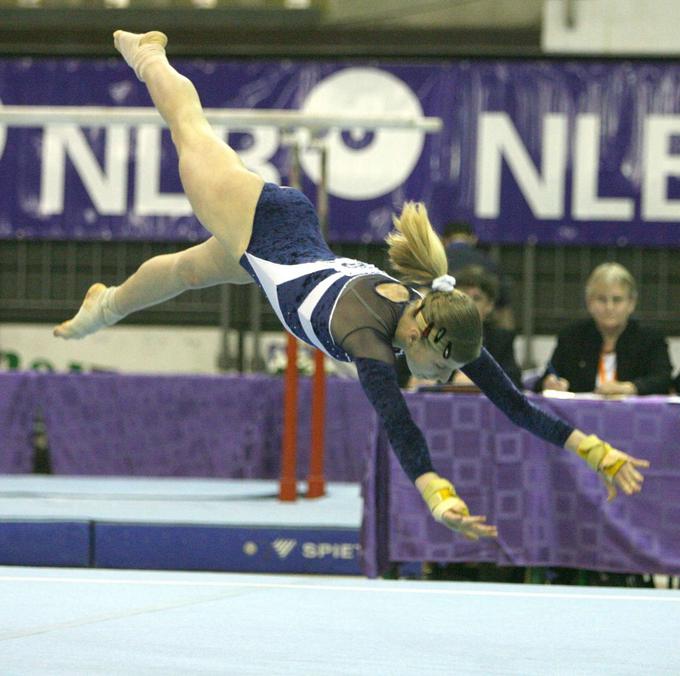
[387,202,483,364]
[385,202,448,285]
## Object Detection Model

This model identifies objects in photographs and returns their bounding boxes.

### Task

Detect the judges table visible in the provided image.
[361,391,680,578]
[2,372,680,578]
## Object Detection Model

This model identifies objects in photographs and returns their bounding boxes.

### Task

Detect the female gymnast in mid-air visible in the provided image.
[54,30,649,541]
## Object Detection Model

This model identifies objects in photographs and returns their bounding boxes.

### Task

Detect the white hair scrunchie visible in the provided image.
[431,275,456,293]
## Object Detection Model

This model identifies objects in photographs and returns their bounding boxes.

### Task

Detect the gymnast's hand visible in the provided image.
[417,473,498,540]
[575,434,650,502]
[439,505,498,541]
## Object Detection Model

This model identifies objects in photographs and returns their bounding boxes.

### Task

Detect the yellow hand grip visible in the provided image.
[420,477,470,522]
[576,434,627,478]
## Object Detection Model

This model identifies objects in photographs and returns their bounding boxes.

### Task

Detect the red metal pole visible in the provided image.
[307,349,326,498]
[279,334,298,501]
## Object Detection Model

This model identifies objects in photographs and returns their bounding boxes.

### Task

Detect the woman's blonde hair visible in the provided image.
[386,202,482,363]
[585,262,637,300]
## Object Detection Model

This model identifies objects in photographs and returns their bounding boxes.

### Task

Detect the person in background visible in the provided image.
[442,221,514,330]
[535,261,669,588]
[535,262,671,395]
[449,266,522,389]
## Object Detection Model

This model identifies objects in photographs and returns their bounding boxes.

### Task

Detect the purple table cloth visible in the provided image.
[37,373,278,478]
[0,372,376,482]
[361,392,680,577]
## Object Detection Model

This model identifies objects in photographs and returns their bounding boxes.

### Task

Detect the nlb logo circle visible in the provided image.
[300,68,425,200]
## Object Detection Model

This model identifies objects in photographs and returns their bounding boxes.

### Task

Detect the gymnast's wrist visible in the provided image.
[564,430,586,455]
[415,471,439,493]
[574,433,615,472]
[417,473,469,522]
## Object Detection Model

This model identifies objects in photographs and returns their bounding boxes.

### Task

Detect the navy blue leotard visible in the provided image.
[240,183,574,482]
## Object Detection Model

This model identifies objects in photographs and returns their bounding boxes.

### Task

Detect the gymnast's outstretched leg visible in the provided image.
[112,30,264,255]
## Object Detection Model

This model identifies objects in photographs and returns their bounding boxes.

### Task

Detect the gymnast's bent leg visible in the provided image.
[54,236,251,339]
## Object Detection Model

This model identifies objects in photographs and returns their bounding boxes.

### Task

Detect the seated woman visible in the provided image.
[536,262,672,395]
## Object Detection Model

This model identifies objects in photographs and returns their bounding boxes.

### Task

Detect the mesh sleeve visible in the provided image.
[462,348,573,447]
[331,275,404,363]
[355,357,434,482]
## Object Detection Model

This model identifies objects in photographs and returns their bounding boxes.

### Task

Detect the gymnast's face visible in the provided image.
[404,338,461,383]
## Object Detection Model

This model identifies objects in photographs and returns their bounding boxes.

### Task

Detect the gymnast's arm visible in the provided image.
[461,348,650,500]
[354,353,497,538]
[354,356,434,482]
[335,306,436,482]
[461,347,574,447]
[339,315,494,533]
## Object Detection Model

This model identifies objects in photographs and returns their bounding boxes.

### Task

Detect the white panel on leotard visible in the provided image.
[245,253,340,333]
[297,271,345,356]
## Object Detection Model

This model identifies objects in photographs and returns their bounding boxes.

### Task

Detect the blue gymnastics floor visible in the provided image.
[2,566,680,676]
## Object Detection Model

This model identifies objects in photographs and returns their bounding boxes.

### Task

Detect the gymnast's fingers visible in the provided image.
[629,465,645,483]
[623,464,645,489]
[624,462,647,490]
[468,525,498,539]
[442,511,483,531]
[473,524,498,538]
[439,510,465,531]
[616,472,636,495]
[444,510,498,540]
[631,457,651,468]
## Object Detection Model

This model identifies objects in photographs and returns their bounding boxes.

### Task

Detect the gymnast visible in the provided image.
[54,30,649,541]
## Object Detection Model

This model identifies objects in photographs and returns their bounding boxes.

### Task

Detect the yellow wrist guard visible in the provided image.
[420,477,469,522]
[576,434,627,479]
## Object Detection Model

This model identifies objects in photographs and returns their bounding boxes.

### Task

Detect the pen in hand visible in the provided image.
[543,363,569,391]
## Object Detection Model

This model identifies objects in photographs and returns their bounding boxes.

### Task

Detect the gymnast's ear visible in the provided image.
[405,317,422,345]
[395,304,422,347]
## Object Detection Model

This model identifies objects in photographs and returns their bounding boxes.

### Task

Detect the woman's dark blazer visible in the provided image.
[535,318,672,395]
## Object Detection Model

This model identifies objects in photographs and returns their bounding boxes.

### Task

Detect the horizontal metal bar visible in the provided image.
[0,106,443,132]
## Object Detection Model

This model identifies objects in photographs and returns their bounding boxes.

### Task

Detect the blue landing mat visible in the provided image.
[0,477,362,574]
[95,523,360,574]
[0,520,91,567]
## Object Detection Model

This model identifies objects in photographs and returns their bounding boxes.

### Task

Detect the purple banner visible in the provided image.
[1,58,680,245]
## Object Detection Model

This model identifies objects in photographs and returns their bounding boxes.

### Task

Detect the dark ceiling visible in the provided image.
[0,2,542,58]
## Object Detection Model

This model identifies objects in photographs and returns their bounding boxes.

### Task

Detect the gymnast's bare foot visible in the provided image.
[113,29,168,81]
[53,283,122,340]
